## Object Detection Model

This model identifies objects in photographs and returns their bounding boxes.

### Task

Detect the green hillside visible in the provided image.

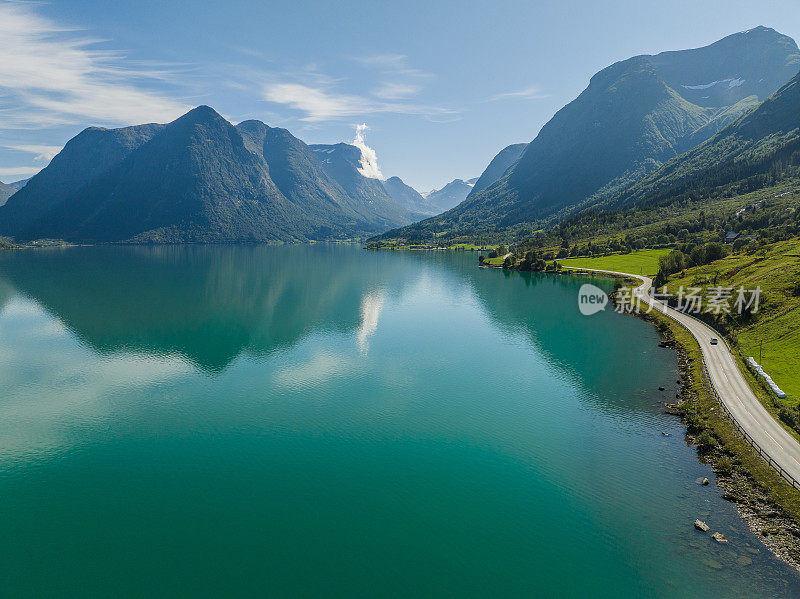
[611,72,800,211]
[665,238,800,403]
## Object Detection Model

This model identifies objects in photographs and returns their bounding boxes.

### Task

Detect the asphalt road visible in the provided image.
[577,267,800,488]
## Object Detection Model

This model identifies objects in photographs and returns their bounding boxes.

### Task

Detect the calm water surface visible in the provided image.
[0,245,797,597]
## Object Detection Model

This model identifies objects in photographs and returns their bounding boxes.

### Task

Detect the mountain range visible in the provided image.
[0,107,417,243]
[383,26,800,241]
[2,27,799,246]
[381,175,478,216]
[382,176,433,215]
[425,178,477,213]
[0,183,14,207]
[0,178,33,207]
[308,142,414,226]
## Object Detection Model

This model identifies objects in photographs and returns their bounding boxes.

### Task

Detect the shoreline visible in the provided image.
[559,267,800,570]
[641,307,800,571]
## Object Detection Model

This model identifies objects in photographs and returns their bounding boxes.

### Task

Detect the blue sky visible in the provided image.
[1,0,799,191]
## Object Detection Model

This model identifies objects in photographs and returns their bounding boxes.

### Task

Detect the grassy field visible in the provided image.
[483,253,510,266]
[558,248,671,276]
[666,238,800,403]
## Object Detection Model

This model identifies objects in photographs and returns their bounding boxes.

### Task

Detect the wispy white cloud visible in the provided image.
[0,2,190,129]
[352,53,433,79]
[483,85,549,102]
[258,53,455,123]
[261,82,456,122]
[2,144,62,161]
[373,82,421,100]
[263,83,374,122]
[353,54,408,68]
[0,166,42,178]
[229,45,269,59]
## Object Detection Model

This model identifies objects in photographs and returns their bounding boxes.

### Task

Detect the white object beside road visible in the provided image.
[747,357,787,399]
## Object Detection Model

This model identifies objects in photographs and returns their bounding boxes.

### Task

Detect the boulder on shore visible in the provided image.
[694,519,710,532]
[711,532,729,543]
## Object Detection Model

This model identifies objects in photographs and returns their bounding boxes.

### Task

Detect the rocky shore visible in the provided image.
[639,308,800,571]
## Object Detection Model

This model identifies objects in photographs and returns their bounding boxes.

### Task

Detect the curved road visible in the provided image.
[573,267,800,488]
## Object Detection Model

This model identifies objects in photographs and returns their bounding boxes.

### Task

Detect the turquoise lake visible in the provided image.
[0,245,798,597]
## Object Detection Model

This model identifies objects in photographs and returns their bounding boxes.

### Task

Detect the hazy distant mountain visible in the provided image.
[469,143,527,196]
[382,176,435,215]
[385,26,800,239]
[0,107,415,243]
[425,179,474,213]
[0,182,14,207]
[0,177,30,207]
[9,178,30,192]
